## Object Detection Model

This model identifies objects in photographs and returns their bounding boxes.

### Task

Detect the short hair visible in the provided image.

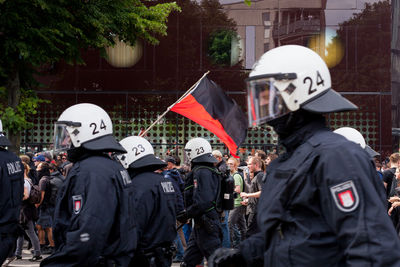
[212,150,223,158]
[49,163,59,172]
[43,151,53,161]
[165,156,177,165]
[251,156,263,169]
[227,157,239,167]
[390,153,400,164]
[255,149,267,160]
[174,155,181,166]
[39,162,50,171]
[267,153,278,161]
[20,155,30,164]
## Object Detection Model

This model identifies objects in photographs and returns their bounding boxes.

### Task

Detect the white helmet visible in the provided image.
[334,127,366,149]
[0,118,11,147]
[117,136,166,169]
[54,103,125,153]
[334,127,380,158]
[185,138,217,163]
[246,45,357,126]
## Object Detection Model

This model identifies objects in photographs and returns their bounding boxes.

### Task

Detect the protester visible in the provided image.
[226,157,246,247]
[14,162,42,261]
[240,156,263,238]
[35,162,55,254]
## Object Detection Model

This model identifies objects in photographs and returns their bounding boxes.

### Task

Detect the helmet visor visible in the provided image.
[246,77,289,127]
[54,124,72,152]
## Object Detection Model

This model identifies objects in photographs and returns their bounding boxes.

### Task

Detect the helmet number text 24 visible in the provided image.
[132,144,145,156]
[303,71,325,95]
[195,147,204,155]
[90,120,107,135]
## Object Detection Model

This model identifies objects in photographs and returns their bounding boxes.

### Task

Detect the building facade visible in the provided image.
[28,0,394,160]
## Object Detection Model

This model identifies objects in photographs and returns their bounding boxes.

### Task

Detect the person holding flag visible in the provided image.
[209,45,400,266]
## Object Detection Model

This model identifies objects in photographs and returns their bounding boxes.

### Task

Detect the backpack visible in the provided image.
[49,175,64,205]
[192,166,235,211]
[27,179,41,204]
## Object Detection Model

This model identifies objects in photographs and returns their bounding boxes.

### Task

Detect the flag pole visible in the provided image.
[139,71,210,137]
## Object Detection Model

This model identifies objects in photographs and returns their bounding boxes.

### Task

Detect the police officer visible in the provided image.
[333,127,380,158]
[40,103,136,267]
[116,136,176,267]
[209,45,400,266]
[178,137,222,267]
[0,118,24,265]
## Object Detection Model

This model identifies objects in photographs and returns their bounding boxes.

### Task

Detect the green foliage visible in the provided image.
[208,29,238,66]
[0,87,49,134]
[0,0,180,139]
[0,0,180,74]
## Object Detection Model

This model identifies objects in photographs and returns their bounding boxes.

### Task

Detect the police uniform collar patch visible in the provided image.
[72,195,83,214]
[330,180,359,212]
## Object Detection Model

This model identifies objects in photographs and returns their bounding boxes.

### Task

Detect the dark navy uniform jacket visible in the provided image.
[184,163,220,219]
[129,169,176,252]
[41,154,136,267]
[0,148,24,233]
[240,120,400,266]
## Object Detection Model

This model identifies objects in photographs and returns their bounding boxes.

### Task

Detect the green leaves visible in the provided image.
[0,0,180,143]
[0,88,49,135]
[208,29,238,66]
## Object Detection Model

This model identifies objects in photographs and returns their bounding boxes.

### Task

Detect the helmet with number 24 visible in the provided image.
[246,45,357,127]
[54,103,125,153]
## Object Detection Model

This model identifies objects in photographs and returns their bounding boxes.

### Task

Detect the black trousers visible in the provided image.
[0,234,16,265]
[183,217,222,267]
[246,212,259,238]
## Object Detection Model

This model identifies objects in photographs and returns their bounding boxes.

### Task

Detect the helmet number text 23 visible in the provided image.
[304,71,325,95]
[132,144,145,156]
[196,147,204,155]
[90,120,107,135]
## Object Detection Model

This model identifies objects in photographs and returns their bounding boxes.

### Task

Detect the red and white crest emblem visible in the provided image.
[72,195,83,214]
[330,180,359,212]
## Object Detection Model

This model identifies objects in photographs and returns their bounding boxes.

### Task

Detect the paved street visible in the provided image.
[3,249,184,267]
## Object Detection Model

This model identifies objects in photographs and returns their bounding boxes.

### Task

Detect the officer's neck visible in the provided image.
[279,117,326,151]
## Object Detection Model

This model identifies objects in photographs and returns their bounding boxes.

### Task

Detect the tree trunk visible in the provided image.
[6,68,21,154]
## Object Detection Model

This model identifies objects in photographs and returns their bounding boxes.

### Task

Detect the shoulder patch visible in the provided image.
[72,195,83,214]
[330,180,359,212]
[120,170,131,186]
[161,181,175,193]
[7,161,22,175]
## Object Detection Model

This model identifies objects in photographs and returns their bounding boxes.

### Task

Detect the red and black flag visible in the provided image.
[171,76,247,157]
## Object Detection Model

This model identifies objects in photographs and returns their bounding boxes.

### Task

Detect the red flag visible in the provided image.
[171,77,247,157]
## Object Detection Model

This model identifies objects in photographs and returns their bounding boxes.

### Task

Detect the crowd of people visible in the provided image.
[3,44,400,267]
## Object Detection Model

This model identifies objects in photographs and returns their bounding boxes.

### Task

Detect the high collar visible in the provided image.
[280,119,328,152]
